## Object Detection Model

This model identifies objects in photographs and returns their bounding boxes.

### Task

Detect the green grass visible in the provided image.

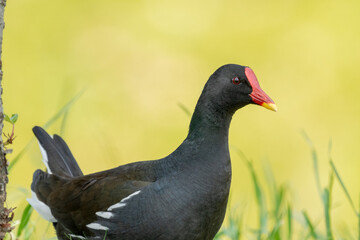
[214,137,360,240]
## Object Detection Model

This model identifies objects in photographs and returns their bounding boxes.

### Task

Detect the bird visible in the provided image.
[27,64,276,240]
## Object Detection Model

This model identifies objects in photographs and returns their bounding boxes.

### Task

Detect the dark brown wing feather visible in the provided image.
[33,160,157,235]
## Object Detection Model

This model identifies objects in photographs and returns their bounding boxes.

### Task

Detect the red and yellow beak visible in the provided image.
[245,67,277,112]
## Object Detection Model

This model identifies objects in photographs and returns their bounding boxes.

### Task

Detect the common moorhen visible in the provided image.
[28,64,276,240]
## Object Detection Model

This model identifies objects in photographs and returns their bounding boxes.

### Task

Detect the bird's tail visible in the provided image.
[27,127,82,224]
[27,169,57,222]
[32,126,83,177]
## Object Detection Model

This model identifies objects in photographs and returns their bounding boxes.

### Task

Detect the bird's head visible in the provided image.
[204,64,277,113]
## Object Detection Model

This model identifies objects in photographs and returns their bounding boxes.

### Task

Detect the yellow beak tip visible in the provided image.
[261,103,278,112]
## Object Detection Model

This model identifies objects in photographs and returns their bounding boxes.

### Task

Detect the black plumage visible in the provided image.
[28,64,276,240]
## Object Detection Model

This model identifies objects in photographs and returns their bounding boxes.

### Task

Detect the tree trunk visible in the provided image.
[0,0,13,239]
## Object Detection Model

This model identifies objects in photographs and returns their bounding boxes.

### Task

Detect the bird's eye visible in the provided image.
[232,77,241,85]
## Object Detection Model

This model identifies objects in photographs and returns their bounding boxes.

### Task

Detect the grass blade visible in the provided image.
[312,149,322,197]
[287,204,292,240]
[268,186,286,240]
[60,110,69,136]
[16,204,33,238]
[234,149,269,239]
[302,211,317,239]
[262,162,278,207]
[274,186,285,219]
[245,160,267,239]
[331,160,360,240]
[41,222,52,240]
[302,131,322,196]
[323,188,333,240]
[324,172,334,240]
[330,161,357,215]
[43,89,85,129]
[177,102,191,117]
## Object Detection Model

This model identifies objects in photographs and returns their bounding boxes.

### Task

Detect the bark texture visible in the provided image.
[0,0,13,239]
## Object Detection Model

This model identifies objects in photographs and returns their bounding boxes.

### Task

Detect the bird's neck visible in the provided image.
[188,96,234,140]
[161,97,235,178]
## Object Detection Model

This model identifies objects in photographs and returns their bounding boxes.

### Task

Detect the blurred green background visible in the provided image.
[2,0,360,239]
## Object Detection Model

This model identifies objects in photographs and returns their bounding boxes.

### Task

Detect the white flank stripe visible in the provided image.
[106,190,141,211]
[121,190,141,202]
[107,202,126,211]
[38,142,52,174]
[96,211,113,219]
[27,191,57,222]
[68,234,86,240]
[86,223,109,231]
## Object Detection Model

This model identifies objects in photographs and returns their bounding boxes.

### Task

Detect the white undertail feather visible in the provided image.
[86,223,109,231]
[27,191,57,222]
[38,141,52,174]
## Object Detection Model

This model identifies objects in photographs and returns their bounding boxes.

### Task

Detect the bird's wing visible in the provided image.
[36,160,158,236]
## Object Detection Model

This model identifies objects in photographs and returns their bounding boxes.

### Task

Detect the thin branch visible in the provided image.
[0,0,14,239]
